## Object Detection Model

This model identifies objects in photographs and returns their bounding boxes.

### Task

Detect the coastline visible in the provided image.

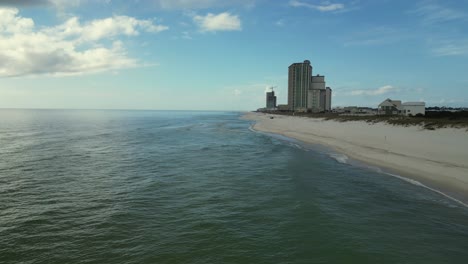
[242,112,468,205]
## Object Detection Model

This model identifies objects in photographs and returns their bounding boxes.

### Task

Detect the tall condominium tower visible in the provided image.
[266,91,277,109]
[325,87,332,111]
[288,60,312,111]
[308,74,326,112]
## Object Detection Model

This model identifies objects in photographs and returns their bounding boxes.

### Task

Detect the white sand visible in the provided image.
[243,112,468,203]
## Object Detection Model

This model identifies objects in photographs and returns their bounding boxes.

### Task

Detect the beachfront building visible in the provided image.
[307,89,321,112]
[307,75,333,113]
[378,98,402,115]
[288,60,312,112]
[402,102,425,116]
[266,91,277,110]
[378,98,426,116]
[325,87,332,111]
[288,60,332,112]
[308,75,325,112]
[277,104,289,111]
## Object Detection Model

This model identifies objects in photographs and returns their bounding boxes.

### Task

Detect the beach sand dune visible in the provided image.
[243,112,468,204]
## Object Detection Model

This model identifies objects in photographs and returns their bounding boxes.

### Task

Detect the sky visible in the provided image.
[0,0,467,110]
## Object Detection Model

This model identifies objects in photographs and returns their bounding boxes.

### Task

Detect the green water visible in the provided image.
[0,110,467,263]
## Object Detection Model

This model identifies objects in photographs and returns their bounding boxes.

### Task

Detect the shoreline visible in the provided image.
[242,112,468,206]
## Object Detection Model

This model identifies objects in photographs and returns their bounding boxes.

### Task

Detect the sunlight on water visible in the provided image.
[0,110,467,264]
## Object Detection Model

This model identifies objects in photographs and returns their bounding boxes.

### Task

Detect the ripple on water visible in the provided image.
[0,110,467,264]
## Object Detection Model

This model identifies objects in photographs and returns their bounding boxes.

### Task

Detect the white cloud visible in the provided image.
[49,0,82,9]
[431,39,468,56]
[233,89,242,96]
[0,0,111,10]
[0,7,35,33]
[151,0,256,10]
[0,7,168,77]
[193,12,241,32]
[412,1,466,24]
[1,0,255,11]
[47,15,168,42]
[289,0,344,12]
[350,85,398,96]
[275,19,285,27]
[0,0,49,6]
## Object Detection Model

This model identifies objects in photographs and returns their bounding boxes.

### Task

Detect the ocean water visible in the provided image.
[0,109,467,264]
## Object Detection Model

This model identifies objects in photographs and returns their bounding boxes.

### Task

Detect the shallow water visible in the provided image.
[0,110,467,263]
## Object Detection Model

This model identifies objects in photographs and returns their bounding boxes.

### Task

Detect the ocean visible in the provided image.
[0,109,467,264]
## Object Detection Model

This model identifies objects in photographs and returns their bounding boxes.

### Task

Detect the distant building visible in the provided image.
[307,75,333,112]
[311,75,326,90]
[277,104,289,111]
[378,98,402,115]
[344,106,359,114]
[307,89,321,112]
[378,98,425,116]
[332,107,345,113]
[340,106,377,115]
[287,60,332,112]
[325,87,332,111]
[402,102,425,116]
[308,75,325,112]
[288,60,312,112]
[266,91,277,110]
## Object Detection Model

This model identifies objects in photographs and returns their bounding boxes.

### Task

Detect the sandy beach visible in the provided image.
[243,112,468,204]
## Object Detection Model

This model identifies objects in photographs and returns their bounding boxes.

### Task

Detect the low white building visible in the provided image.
[402,102,425,116]
[378,98,426,116]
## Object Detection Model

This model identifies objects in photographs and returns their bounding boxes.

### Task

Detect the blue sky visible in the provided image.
[0,0,467,110]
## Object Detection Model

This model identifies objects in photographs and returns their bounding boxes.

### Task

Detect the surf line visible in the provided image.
[248,124,468,209]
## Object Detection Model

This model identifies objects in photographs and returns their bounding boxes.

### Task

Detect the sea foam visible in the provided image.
[329,153,349,164]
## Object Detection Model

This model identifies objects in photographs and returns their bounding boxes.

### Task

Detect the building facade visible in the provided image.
[288,60,312,112]
[308,76,333,112]
[325,87,332,111]
[378,98,402,115]
[266,91,277,109]
[311,75,326,90]
[307,89,322,112]
[288,60,332,112]
[402,102,425,116]
[378,99,425,116]
[308,75,327,112]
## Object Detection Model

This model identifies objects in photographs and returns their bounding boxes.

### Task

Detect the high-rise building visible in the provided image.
[311,75,326,90]
[307,89,321,112]
[288,60,312,112]
[266,91,277,109]
[308,75,326,112]
[325,87,332,111]
[288,60,332,112]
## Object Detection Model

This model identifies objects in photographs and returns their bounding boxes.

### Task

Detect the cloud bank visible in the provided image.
[0,7,168,77]
[350,85,398,96]
[194,12,241,32]
[432,39,468,57]
[0,0,108,8]
[289,0,344,12]
[151,0,256,10]
[412,1,466,25]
